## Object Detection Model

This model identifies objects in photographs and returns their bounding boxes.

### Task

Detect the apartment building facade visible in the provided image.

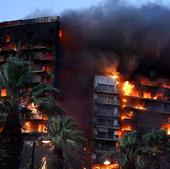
[0,16,60,135]
[92,75,120,166]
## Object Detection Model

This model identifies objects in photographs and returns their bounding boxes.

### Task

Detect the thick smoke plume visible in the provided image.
[25,0,170,137]
[58,0,170,134]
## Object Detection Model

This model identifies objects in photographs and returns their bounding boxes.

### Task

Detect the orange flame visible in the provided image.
[134,104,146,110]
[121,111,133,120]
[143,92,152,99]
[122,81,134,96]
[122,125,132,132]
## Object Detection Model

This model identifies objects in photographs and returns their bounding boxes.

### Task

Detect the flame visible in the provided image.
[27,103,38,114]
[111,74,119,80]
[92,163,119,169]
[134,104,146,110]
[121,125,132,132]
[22,121,47,133]
[122,81,134,96]
[162,124,170,135]
[153,93,163,100]
[122,99,127,103]
[143,92,152,99]
[121,111,133,120]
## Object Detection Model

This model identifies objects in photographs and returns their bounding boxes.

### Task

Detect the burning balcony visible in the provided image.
[22,121,47,133]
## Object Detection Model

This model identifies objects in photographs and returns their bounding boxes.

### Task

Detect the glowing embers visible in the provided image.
[122,98,128,108]
[162,124,170,135]
[27,103,39,115]
[92,163,119,169]
[153,93,164,100]
[134,104,146,110]
[143,92,152,99]
[121,111,133,120]
[122,81,134,96]
[121,125,132,132]
[27,103,48,120]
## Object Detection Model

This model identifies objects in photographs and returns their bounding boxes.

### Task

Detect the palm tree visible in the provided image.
[0,60,60,169]
[118,131,145,169]
[101,131,146,169]
[46,115,86,169]
[142,129,170,169]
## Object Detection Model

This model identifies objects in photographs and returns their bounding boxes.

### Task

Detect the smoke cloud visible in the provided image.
[57,0,170,134]
[25,0,170,137]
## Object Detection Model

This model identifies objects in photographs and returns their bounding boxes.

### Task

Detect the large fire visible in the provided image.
[122,81,134,96]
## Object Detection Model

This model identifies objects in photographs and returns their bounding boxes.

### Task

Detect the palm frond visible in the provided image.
[31,83,59,98]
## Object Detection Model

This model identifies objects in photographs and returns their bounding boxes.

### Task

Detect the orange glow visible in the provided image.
[92,163,119,169]
[162,124,170,135]
[27,103,38,114]
[122,125,132,132]
[122,99,127,103]
[143,92,151,99]
[22,121,47,133]
[59,30,63,38]
[121,111,133,120]
[1,88,7,97]
[111,74,119,80]
[109,72,120,85]
[153,93,163,100]
[122,81,134,96]
[5,34,10,43]
[134,104,146,110]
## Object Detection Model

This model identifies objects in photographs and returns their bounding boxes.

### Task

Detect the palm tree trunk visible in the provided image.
[0,112,23,169]
[53,147,64,169]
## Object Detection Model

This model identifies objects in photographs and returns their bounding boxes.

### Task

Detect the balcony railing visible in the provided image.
[94,98,119,105]
[95,85,119,94]
[95,146,115,152]
[95,134,118,141]
[96,122,119,129]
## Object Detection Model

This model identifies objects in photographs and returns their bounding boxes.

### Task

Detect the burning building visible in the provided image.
[0,16,60,137]
[92,74,170,168]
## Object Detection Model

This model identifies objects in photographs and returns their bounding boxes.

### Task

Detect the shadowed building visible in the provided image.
[0,16,60,137]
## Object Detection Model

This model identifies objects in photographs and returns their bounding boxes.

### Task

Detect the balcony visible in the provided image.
[96,122,119,129]
[18,44,49,51]
[96,111,119,117]
[32,75,42,83]
[95,107,119,117]
[94,98,119,106]
[95,84,119,94]
[33,52,53,61]
[29,65,45,73]
[95,146,115,152]
[95,133,118,141]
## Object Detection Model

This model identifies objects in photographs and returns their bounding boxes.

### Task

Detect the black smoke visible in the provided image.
[57,0,170,136]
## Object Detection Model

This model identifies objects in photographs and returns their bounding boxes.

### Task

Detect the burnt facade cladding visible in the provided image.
[0,16,60,136]
[121,82,170,135]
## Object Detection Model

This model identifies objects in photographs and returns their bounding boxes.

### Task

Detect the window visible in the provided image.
[1,88,7,97]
